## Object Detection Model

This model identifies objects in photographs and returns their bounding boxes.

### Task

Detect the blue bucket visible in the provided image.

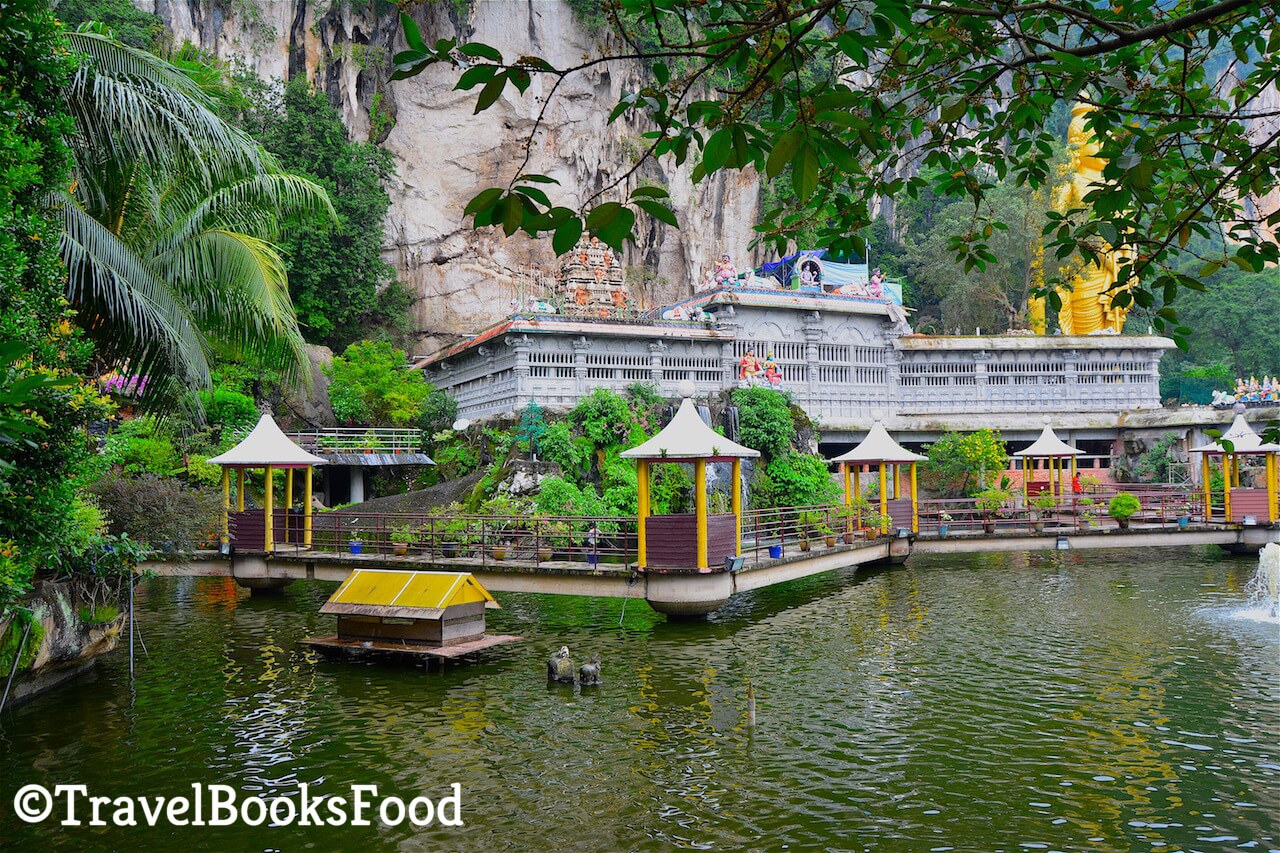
[768,544,783,559]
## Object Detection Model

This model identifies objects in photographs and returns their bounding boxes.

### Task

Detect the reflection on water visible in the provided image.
[1,548,1276,851]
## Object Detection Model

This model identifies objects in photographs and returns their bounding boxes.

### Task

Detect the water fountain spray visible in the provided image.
[1247,542,1280,619]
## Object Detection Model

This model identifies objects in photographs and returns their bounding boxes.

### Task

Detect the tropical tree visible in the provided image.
[58,30,335,398]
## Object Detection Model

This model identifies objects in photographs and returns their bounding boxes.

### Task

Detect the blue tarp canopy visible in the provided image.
[755,250,901,305]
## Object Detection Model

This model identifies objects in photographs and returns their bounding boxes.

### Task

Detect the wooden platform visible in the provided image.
[300,633,521,659]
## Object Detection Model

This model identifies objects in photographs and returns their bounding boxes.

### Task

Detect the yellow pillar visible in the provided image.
[1070,454,1077,486]
[221,467,230,536]
[1201,453,1212,521]
[304,465,314,547]
[732,457,742,555]
[910,462,918,533]
[237,468,245,511]
[1021,457,1028,498]
[284,468,293,544]
[1265,452,1277,523]
[852,467,861,528]
[878,462,888,533]
[892,463,900,500]
[694,458,708,569]
[1223,456,1233,522]
[263,465,274,552]
[637,460,650,568]
[843,463,852,505]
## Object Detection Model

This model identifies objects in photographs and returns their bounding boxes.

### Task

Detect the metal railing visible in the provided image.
[917,488,1207,536]
[290,486,1230,567]
[289,428,423,454]
[309,511,638,567]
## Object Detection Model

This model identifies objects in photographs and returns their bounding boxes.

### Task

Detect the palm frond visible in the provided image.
[155,228,309,386]
[58,195,211,393]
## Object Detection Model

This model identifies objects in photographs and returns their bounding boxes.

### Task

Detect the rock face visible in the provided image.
[0,581,126,708]
[140,0,762,353]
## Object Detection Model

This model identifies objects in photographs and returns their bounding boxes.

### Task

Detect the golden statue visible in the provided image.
[1031,104,1132,335]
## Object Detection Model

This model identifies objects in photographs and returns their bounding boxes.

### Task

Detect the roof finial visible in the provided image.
[677,380,696,399]
[870,408,884,423]
[1042,416,1052,426]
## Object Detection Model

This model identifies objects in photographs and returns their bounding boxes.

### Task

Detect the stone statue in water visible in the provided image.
[578,654,601,686]
[547,646,575,683]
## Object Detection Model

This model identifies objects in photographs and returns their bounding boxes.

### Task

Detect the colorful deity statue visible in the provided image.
[763,352,782,388]
[738,351,761,387]
[713,253,738,285]
[867,268,884,298]
[1051,104,1133,335]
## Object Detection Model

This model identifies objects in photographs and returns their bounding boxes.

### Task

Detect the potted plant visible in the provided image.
[1108,492,1141,529]
[938,511,952,537]
[537,520,568,562]
[975,488,1012,534]
[491,540,510,561]
[440,516,473,558]
[1077,497,1098,528]
[835,500,870,543]
[390,523,413,557]
[1028,495,1056,533]
[797,510,830,550]
[863,511,891,538]
[348,534,363,555]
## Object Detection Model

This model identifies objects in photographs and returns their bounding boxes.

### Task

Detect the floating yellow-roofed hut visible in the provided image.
[302,569,519,661]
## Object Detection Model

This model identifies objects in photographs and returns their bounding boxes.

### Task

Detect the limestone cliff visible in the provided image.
[142,0,762,352]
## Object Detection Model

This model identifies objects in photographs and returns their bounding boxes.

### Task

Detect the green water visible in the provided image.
[1,547,1276,851]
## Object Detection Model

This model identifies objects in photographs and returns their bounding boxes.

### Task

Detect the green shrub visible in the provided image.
[569,389,634,447]
[539,422,580,474]
[533,477,610,517]
[195,387,259,433]
[417,386,458,435]
[102,418,181,476]
[324,340,433,426]
[732,387,794,459]
[923,429,1009,496]
[753,453,838,509]
[90,473,222,552]
[1108,492,1142,521]
[650,462,692,514]
[974,488,1012,514]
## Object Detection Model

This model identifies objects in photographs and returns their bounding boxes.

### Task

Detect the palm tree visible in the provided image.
[58,29,335,396]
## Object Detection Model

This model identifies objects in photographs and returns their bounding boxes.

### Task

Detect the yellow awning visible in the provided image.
[320,569,497,620]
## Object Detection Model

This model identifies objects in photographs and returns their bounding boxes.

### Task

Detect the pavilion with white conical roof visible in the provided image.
[621,382,758,571]
[209,413,327,552]
[1188,410,1279,523]
[1012,419,1084,499]
[829,415,926,534]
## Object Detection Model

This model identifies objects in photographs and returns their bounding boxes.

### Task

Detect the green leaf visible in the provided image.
[635,198,678,227]
[502,194,524,235]
[702,128,732,174]
[464,187,503,216]
[457,64,497,90]
[585,202,623,229]
[630,185,669,199]
[766,128,803,179]
[552,217,583,255]
[792,141,819,201]
[459,42,501,62]
[940,97,966,123]
[475,75,506,113]
[401,13,425,51]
